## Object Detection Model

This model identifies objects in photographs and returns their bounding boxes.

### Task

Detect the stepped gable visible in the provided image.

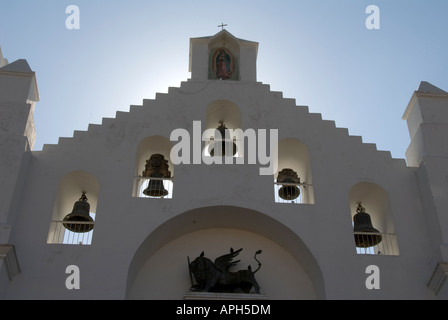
[39,80,402,168]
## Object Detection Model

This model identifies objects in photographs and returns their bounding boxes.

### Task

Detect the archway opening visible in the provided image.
[349,182,399,255]
[47,170,99,245]
[275,138,314,204]
[134,135,174,198]
[125,205,325,299]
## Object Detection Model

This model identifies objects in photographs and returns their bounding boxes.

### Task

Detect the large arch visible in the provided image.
[125,205,325,299]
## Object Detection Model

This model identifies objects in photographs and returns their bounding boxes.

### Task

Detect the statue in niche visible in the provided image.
[188,248,262,294]
[212,48,234,80]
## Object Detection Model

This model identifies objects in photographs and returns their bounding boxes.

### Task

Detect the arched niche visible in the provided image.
[133,136,175,198]
[125,205,325,300]
[204,100,242,157]
[349,182,399,255]
[47,170,99,244]
[275,138,314,204]
[349,182,394,234]
[208,32,240,81]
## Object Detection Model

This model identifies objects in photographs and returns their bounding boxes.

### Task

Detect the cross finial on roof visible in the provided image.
[218,23,228,30]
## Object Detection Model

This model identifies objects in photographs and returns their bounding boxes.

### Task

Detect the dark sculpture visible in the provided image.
[188,248,262,294]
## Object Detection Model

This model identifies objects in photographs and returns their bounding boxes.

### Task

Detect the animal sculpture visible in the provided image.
[188,248,262,294]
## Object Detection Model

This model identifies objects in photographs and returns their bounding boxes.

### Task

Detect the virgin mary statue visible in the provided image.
[215,49,233,80]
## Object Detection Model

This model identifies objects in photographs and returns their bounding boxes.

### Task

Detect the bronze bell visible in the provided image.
[353,203,382,248]
[143,172,169,197]
[277,168,301,200]
[63,192,94,233]
[142,154,171,197]
[208,121,237,157]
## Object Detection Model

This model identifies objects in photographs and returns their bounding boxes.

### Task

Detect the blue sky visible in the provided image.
[1,0,447,160]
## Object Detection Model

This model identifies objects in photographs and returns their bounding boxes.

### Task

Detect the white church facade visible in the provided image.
[1,30,448,300]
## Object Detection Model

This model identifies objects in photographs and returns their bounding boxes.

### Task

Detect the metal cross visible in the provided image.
[218,23,228,30]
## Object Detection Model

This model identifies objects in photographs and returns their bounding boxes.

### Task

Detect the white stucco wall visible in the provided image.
[1,32,447,300]
[0,78,437,300]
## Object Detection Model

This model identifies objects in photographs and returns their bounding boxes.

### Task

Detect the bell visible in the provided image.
[353,203,382,248]
[63,192,94,233]
[142,154,171,197]
[277,168,301,200]
[143,172,169,197]
[208,121,237,157]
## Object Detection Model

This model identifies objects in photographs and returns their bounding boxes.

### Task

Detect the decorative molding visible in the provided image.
[428,261,448,295]
[0,245,20,281]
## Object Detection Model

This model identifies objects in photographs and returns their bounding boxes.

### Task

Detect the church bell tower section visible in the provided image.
[403,82,448,265]
[0,56,39,290]
[0,59,39,225]
[189,30,259,82]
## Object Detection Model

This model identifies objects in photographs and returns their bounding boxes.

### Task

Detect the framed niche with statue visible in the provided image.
[209,47,238,81]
